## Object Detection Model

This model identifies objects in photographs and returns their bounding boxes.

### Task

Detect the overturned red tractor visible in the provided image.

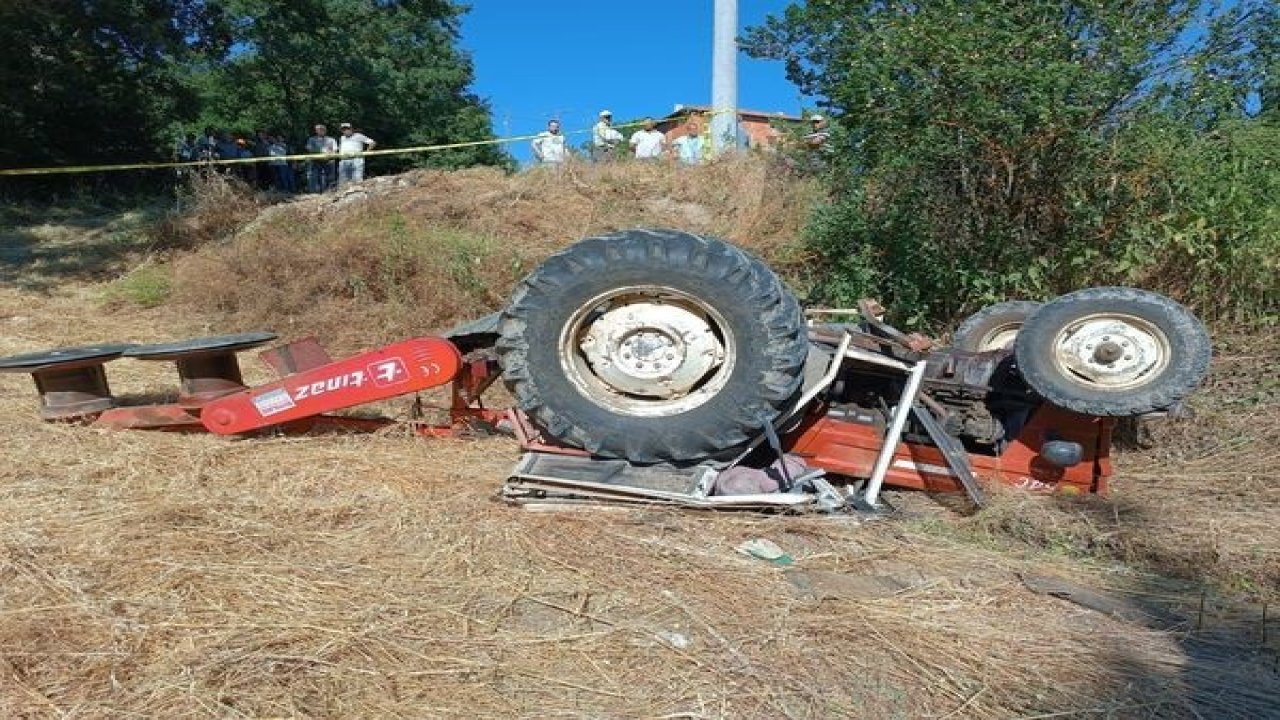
[484,229,1210,505]
[0,229,1211,511]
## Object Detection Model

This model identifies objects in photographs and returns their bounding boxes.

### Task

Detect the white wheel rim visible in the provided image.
[978,323,1022,351]
[559,285,733,417]
[1050,313,1169,391]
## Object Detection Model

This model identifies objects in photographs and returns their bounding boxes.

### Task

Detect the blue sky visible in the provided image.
[458,1,812,163]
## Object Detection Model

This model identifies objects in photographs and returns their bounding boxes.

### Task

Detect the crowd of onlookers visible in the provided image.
[175,122,376,193]
[176,111,830,190]
[531,110,830,167]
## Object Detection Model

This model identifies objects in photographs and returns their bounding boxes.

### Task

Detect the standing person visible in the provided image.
[198,127,219,162]
[268,134,296,193]
[629,118,666,160]
[253,129,273,189]
[305,123,338,192]
[175,133,198,163]
[591,110,623,161]
[215,131,239,165]
[233,136,254,183]
[673,121,705,165]
[804,114,830,150]
[337,122,376,187]
[799,114,832,175]
[531,119,568,165]
[174,133,198,185]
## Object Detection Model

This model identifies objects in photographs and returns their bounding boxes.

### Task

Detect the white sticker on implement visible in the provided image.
[252,388,296,417]
[892,459,958,477]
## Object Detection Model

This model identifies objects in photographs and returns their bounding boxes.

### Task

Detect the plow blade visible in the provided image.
[199,337,461,435]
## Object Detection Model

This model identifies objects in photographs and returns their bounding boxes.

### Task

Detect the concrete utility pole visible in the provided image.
[710,0,738,156]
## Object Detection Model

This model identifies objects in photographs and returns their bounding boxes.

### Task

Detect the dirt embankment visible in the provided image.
[0,159,1276,718]
[160,157,821,354]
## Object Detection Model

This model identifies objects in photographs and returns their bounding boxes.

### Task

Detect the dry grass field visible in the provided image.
[0,161,1276,718]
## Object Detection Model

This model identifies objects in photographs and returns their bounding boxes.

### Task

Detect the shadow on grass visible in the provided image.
[0,211,162,292]
[963,488,1279,716]
[1081,571,1279,717]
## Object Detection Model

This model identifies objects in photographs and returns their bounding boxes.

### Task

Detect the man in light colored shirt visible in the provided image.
[672,121,704,165]
[629,118,666,160]
[592,110,623,161]
[337,122,376,186]
[804,114,831,150]
[305,124,338,192]
[531,120,568,165]
[267,134,295,193]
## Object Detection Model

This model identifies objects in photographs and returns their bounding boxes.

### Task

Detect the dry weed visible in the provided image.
[2,167,1277,718]
[151,172,267,252]
[953,333,1280,597]
[165,156,821,354]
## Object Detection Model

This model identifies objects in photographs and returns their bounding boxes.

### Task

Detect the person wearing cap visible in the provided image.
[592,110,624,161]
[804,114,830,150]
[337,122,376,187]
[233,135,255,182]
[305,124,338,192]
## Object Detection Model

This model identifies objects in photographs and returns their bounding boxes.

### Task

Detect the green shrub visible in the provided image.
[745,0,1278,328]
[1109,121,1279,323]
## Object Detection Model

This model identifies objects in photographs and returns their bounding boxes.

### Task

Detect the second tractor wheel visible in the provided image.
[953,300,1044,352]
[1014,287,1211,416]
[496,229,808,463]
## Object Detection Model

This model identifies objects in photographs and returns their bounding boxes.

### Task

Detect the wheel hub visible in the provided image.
[1053,316,1167,389]
[1092,341,1124,364]
[579,302,725,398]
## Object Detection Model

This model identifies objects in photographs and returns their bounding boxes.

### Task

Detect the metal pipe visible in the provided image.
[725,332,853,468]
[710,0,738,155]
[862,360,928,508]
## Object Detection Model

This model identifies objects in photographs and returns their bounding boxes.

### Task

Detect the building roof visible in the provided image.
[663,104,804,123]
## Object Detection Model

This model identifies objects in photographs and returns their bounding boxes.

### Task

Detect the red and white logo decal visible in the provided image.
[292,370,367,401]
[367,358,409,387]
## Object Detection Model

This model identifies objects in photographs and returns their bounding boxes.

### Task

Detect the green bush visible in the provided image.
[745,0,1278,328]
[1109,121,1279,323]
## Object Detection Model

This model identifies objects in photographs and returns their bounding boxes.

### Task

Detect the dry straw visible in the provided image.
[0,159,1276,717]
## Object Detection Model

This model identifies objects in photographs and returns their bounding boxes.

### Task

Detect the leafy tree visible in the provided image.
[0,0,505,181]
[0,0,224,169]
[744,1,1276,324]
[196,0,507,169]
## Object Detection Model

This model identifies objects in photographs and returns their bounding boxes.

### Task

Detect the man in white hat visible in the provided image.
[592,110,623,161]
[804,114,830,150]
[337,122,376,187]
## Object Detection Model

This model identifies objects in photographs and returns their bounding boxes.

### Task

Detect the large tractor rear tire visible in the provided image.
[496,229,808,463]
[1014,287,1210,416]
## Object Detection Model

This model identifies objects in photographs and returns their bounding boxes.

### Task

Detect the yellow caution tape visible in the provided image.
[0,112,736,177]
